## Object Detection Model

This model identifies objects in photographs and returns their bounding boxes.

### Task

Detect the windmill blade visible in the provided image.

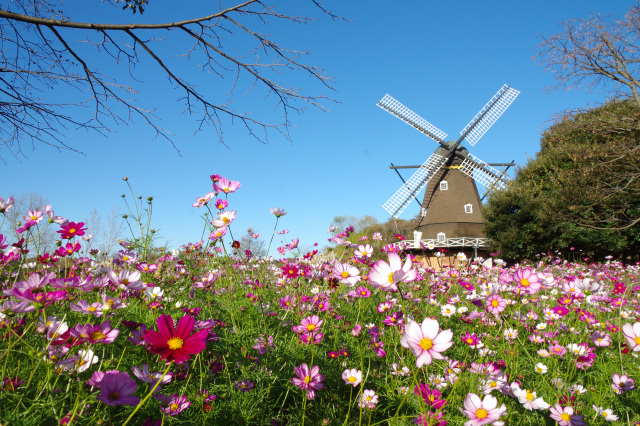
[460,154,508,190]
[460,84,520,146]
[383,153,448,217]
[377,94,448,145]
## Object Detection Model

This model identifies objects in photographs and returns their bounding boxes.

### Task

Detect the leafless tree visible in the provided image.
[0,0,340,162]
[1,191,57,253]
[98,205,125,259]
[536,5,640,108]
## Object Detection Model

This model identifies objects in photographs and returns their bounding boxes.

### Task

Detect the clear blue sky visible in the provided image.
[0,0,634,254]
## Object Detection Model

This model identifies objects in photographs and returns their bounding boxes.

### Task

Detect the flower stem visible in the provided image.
[122,361,173,426]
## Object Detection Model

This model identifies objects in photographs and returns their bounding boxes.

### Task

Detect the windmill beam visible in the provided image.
[391,162,515,169]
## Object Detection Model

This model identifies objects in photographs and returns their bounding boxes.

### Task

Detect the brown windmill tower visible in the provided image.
[378,84,519,260]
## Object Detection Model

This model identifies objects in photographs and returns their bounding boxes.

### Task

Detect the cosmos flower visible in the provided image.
[211,210,237,228]
[213,177,241,194]
[332,262,361,286]
[291,364,324,399]
[358,389,378,409]
[143,314,208,364]
[399,318,453,368]
[513,268,541,295]
[270,207,287,217]
[514,388,550,411]
[97,372,140,406]
[341,369,362,387]
[461,393,507,426]
[622,322,640,351]
[592,405,619,422]
[0,196,15,213]
[57,221,87,239]
[368,252,417,292]
[549,404,586,426]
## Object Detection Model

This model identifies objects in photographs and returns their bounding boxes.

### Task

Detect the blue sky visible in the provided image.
[0,0,634,255]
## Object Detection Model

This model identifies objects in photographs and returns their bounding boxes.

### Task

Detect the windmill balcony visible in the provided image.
[410,237,489,249]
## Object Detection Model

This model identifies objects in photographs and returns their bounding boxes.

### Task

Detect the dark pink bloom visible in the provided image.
[291,364,324,399]
[143,314,208,364]
[57,221,87,239]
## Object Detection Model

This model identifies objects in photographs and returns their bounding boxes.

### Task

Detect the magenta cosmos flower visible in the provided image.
[622,322,640,351]
[97,372,140,406]
[143,314,208,364]
[461,393,507,426]
[368,252,417,292]
[57,221,87,239]
[400,318,453,368]
[291,364,325,399]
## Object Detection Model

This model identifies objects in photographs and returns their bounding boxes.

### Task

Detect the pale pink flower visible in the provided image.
[485,294,506,315]
[333,262,361,286]
[611,373,636,394]
[622,322,640,351]
[107,269,143,290]
[210,210,236,228]
[461,393,507,426]
[342,369,362,387]
[590,330,611,347]
[354,244,373,258]
[358,389,378,409]
[192,192,215,208]
[399,318,453,368]
[213,177,241,194]
[513,268,541,295]
[270,207,287,217]
[514,388,550,411]
[368,252,417,292]
[0,196,14,213]
[549,403,586,426]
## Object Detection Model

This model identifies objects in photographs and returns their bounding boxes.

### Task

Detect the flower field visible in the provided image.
[0,176,639,425]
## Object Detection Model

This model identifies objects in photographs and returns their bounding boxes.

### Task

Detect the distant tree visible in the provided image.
[99,206,125,259]
[1,191,57,253]
[240,227,267,258]
[537,4,640,109]
[483,99,640,262]
[0,0,340,161]
[329,215,379,234]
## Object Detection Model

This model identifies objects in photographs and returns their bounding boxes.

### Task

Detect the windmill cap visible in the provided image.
[435,141,469,157]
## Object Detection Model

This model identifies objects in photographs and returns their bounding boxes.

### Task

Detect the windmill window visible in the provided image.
[440,181,448,191]
[437,232,446,243]
[464,204,473,214]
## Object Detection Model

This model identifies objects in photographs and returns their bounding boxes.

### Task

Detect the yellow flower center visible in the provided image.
[170,403,179,411]
[489,381,497,388]
[167,337,184,350]
[561,413,571,421]
[526,391,534,401]
[306,324,316,332]
[91,331,106,340]
[635,337,640,345]
[223,217,229,224]
[304,375,311,384]
[348,376,356,383]
[341,271,350,278]
[491,300,499,307]
[520,278,530,287]
[388,272,395,284]
[476,408,488,419]
[362,251,368,256]
[88,307,97,312]
[69,228,76,234]
[31,215,38,220]
[419,338,433,351]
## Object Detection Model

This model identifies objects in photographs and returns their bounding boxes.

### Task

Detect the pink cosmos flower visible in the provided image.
[270,207,287,217]
[191,192,215,208]
[0,196,15,213]
[208,227,227,242]
[399,318,453,368]
[211,210,236,228]
[143,314,208,364]
[415,383,447,410]
[590,331,611,347]
[132,364,173,385]
[333,262,361,286]
[213,177,241,194]
[24,209,44,223]
[612,373,636,394]
[368,252,417,292]
[341,368,362,387]
[158,394,190,416]
[71,321,119,344]
[549,403,586,426]
[97,372,140,406]
[291,315,323,335]
[513,268,541,295]
[358,389,379,409]
[354,244,374,258]
[57,221,87,239]
[291,364,325,399]
[461,393,507,426]
[622,322,640,351]
[107,269,143,291]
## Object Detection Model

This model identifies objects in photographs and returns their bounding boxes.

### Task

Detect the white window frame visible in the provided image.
[440,181,448,191]
[464,203,473,214]
[437,232,446,243]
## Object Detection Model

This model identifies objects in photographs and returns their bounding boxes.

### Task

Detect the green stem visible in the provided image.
[122,361,173,426]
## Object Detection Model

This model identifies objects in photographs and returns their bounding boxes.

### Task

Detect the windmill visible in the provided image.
[378,84,519,252]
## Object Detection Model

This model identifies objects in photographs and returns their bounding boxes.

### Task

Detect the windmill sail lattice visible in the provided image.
[383,153,448,217]
[377,95,448,143]
[460,84,520,146]
[460,154,507,190]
